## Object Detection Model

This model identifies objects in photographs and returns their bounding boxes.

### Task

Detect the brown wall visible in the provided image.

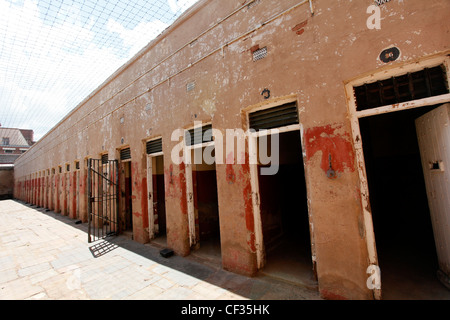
[0,167,14,200]
[13,0,450,299]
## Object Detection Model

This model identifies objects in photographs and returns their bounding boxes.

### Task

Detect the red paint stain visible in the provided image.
[141,177,148,229]
[164,164,175,196]
[223,248,254,275]
[320,289,348,300]
[179,162,188,215]
[226,153,236,184]
[166,162,188,215]
[304,124,355,174]
[71,172,77,219]
[240,154,256,252]
[292,20,308,35]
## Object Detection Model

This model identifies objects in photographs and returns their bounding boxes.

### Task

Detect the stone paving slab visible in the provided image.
[0,200,322,301]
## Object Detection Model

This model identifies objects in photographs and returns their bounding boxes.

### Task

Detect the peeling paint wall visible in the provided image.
[13,0,450,300]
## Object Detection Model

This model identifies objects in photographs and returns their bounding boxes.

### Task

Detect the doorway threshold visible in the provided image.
[258,238,318,291]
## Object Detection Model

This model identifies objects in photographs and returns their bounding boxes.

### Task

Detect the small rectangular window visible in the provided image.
[146,138,163,155]
[120,148,131,161]
[185,124,213,146]
[2,137,10,145]
[354,65,449,111]
[249,102,299,131]
[186,81,196,92]
[101,154,108,164]
[253,47,267,62]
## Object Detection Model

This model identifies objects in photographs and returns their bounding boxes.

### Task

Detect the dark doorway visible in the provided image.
[152,155,167,241]
[122,161,133,233]
[359,105,450,299]
[257,130,316,288]
[190,147,221,264]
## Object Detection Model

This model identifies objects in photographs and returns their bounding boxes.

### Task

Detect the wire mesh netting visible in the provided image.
[0,0,199,141]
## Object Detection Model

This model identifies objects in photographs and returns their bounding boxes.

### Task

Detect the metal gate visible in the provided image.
[87,158,119,243]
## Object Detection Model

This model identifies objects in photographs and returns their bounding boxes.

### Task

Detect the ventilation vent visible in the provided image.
[120,148,131,161]
[185,124,213,146]
[146,138,163,155]
[249,102,299,131]
[247,0,260,10]
[354,65,449,111]
[253,47,267,62]
[187,81,196,92]
[101,154,108,164]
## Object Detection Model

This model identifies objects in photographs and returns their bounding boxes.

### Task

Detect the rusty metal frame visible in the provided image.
[87,158,119,243]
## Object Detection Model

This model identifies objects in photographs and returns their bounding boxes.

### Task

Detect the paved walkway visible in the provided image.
[0,200,321,301]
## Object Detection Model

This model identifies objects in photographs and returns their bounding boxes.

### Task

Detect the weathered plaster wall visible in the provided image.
[13,0,450,300]
[0,168,14,200]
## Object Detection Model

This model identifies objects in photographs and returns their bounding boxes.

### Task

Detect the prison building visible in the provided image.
[13,0,450,300]
[0,127,34,163]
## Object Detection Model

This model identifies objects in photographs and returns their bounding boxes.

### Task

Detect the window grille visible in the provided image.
[249,102,299,131]
[120,148,131,161]
[253,47,267,62]
[354,65,448,111]
[146,138,163,155]
[185,124,213,146]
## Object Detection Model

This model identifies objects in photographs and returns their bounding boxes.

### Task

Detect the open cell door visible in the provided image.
[416,103,450,289]
[87,158,119,243]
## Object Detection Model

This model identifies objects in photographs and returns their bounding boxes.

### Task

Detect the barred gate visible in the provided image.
[87,158,119,243]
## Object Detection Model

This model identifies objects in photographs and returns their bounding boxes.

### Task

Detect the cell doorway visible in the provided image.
[187,145,222,265]
[119,149,133,238]
[147,154,167,247]
[359,105,450,300]
[256,130,316,289]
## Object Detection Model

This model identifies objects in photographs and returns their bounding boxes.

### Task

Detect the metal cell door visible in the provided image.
[88,158,119,243]
[416,103,450,288]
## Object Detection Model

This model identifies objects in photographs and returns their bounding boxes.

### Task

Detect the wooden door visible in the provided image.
[416,103,450,287]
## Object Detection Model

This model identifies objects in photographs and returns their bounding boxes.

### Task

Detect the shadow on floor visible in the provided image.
[259,236,318,291]
[21,201,321,300]
[19,201,450,300]
[376,239,450,300]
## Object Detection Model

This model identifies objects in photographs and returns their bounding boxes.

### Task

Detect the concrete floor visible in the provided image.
[376,241,450,300]
[184,232,450,300]
[259,237,318,291]
[0,200,322,300]
[1,199,448,300]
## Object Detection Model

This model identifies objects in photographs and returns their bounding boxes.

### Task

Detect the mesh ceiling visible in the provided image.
[0,0,199,141]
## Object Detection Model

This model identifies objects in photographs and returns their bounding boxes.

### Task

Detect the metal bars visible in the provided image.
[249,102,299,131]
[146,138,163,155]
[354,65,449,111]
[120,148,131,161]
[87,158,119,243]
[185,124,213,146]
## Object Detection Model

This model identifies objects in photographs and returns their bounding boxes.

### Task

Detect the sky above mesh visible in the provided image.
[0,0,198,140]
